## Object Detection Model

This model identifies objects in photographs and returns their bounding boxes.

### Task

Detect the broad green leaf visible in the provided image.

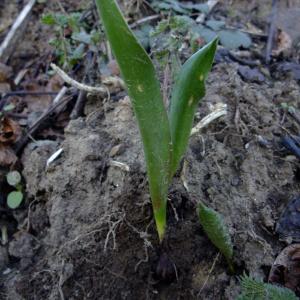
[169,38,217,175]
[206,20,225,31]
[219,30,251,49]
[7,191,23,209]
[198,202,234,272]
[152,0,189,14]
[181,3,209,13]
[197,27,218,43]
[96,0,171,241]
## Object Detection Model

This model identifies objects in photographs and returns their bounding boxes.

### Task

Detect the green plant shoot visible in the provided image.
[96,0,217,241]
[237,273,298,300]
[169,42,217,176]
[198,202,234,272]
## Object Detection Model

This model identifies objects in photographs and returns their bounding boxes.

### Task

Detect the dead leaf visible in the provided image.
[0,63,13,82]
[46,73,64,92]
[0,82,11,94]
[272,29,292,56]
[19,74,63,113]
[269,243,300,294]
[21,81,52,112]
[0,117,21,145]
[0,144,17,166]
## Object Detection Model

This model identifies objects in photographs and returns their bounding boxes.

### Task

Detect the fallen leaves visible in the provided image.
[0,117,21,145]
[0,144,17,167]
[272,29,293,57]
[0,117,21,167]
[269,244,300,294]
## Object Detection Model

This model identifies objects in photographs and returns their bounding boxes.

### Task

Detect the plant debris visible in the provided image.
[269,244,300,295]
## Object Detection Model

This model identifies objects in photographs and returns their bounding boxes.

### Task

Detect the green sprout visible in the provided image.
[96,0,217,242]
[6,170,23,209]
[41,12,101,68]
[0,103,15,119]
[198,202,234,272]
[237,273,298,300]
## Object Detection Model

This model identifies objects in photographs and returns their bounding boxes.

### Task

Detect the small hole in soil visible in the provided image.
[154,252,177,284]
[261,265,272,281]
[294,167,300,181]
[230,260,246,276]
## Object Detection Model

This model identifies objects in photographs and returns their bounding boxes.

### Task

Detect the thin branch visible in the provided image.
[0,0,36,62]
[50,63,108,95]
[265,0,278,63]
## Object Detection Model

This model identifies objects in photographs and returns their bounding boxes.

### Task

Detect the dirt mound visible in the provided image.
[1,62,299,299]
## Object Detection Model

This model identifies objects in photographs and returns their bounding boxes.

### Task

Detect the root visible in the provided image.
[198,252,220,296]
[125,219,153,271]
[103,213,125,252]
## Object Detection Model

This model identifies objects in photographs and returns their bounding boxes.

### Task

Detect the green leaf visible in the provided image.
[41,14,56,26]
[219,30,252,49]
[169,38,218,175]
[96,0,172,241]
[134,25,152,49]
[3,103,15,112]
[152,0,189,14]
[198,202,234,272]
[67,13,82,32]
[7,191,23,209]
[55,14,69,27]
[181,3,209,13]
[72,31,91,44]
[169,16,194,32]
[6,171,21,186]
[206,20,226,31]
[198,27,218,43]
[237,274,298,300]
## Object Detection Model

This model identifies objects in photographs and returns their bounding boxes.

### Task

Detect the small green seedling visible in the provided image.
[198,202,234,272]
[237,273,298,300]
[6,170,23,209]
[0,103,15,119]
[96,1,228,254]
[41,12,101,68]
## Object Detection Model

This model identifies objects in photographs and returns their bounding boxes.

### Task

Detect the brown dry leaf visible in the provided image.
[0,63,13,82]
[0,144,17,166]
[272,29,293,56]
[0,82,11,94]
[20,74,63,113]
[21,81,52,112]
[269,243,300,294]
[46,73,64,92]
[0,117,21,145]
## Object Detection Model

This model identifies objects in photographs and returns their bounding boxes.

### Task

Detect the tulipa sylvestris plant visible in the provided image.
[96,1,218,242]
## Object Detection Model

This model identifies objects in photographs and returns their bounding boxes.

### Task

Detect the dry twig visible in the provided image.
[0,0,36,62]
[265,0,278,63]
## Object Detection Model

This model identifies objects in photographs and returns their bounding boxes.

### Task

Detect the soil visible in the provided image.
[1,1,300,300]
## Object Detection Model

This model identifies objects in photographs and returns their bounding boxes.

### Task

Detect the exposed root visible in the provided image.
[125,219,153,271]
[198,252,220,296]
[103,214,125,252]
[168,197,179,222]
